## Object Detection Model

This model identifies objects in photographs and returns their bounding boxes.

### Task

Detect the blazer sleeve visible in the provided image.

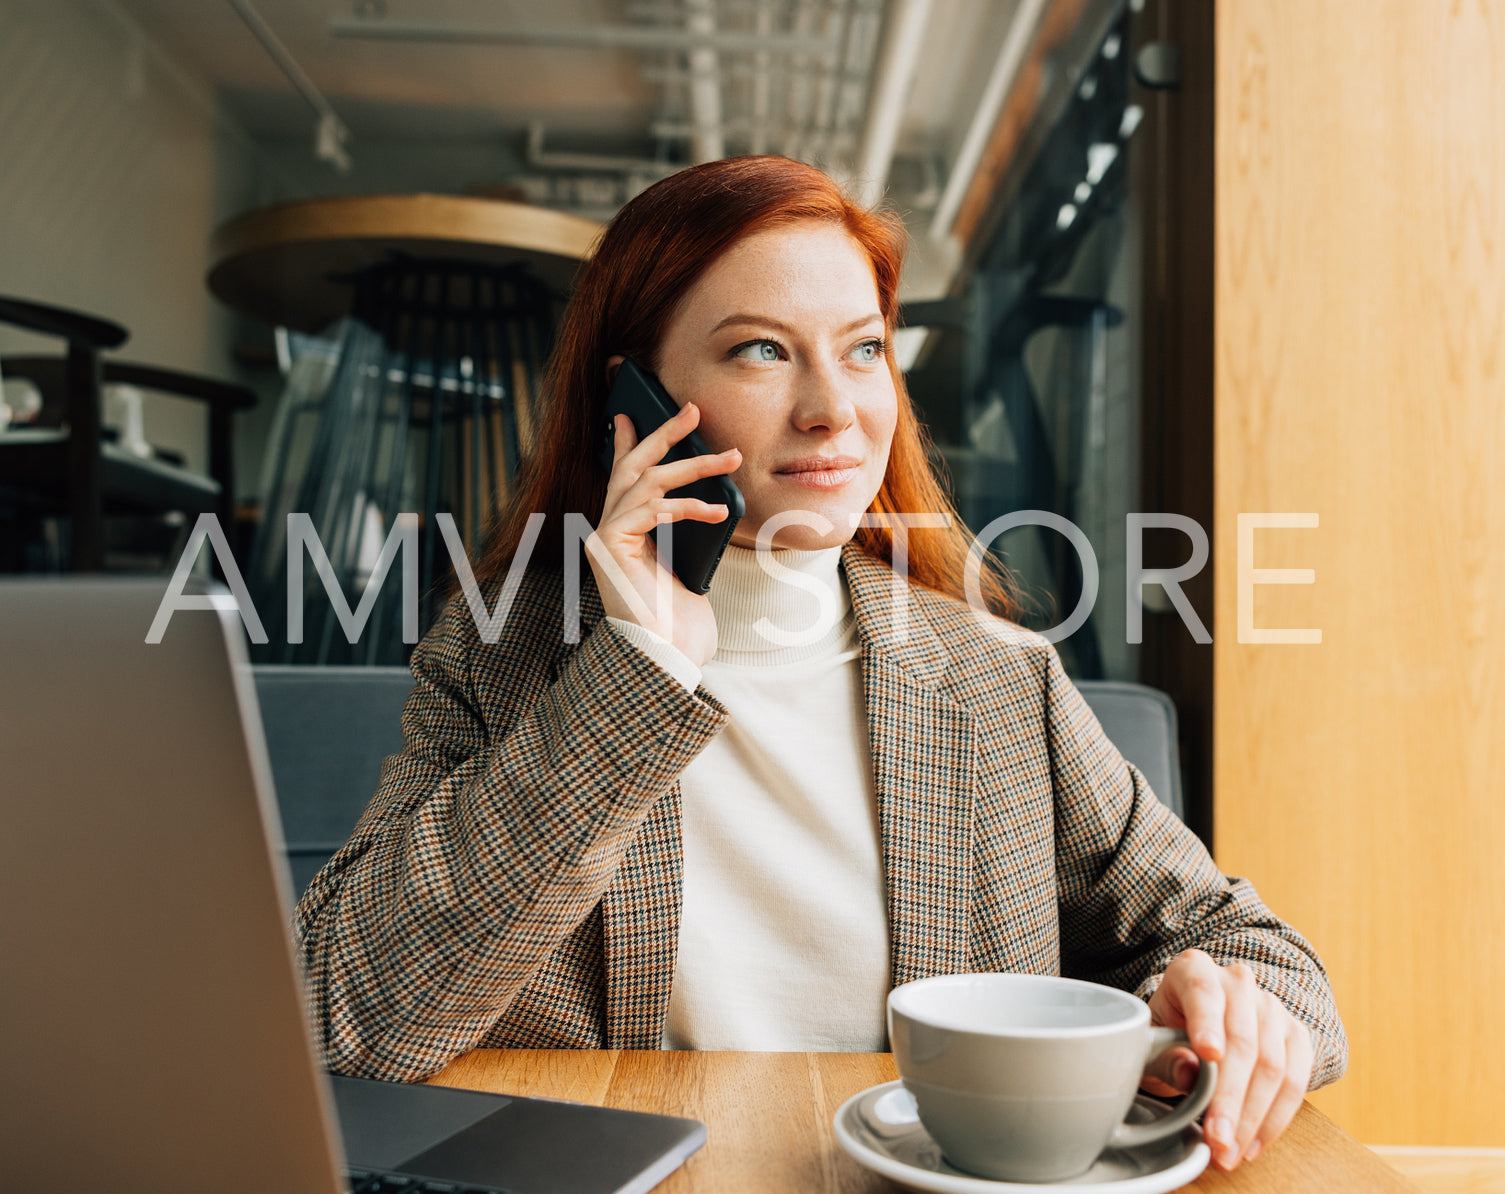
[1043,647,1349,1090]
[293,593,729,1082]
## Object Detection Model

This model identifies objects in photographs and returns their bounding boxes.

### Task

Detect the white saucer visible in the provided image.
[833,1081,1211,1194]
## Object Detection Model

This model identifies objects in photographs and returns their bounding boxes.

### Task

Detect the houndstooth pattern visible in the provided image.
[295,542,1348,1087]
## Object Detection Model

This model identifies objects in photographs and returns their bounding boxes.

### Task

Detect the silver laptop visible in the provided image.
[0,576,705,1194]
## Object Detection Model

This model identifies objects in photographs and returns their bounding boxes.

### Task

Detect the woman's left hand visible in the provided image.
[1139,948,1315,1171]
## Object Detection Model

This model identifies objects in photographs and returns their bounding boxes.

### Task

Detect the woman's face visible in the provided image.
[645,219,899,550]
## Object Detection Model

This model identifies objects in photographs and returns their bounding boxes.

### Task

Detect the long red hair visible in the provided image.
[469,154,1017,619]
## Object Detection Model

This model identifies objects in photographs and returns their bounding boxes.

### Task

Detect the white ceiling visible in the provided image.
[114,1,1026,176]
[115,0,657,141]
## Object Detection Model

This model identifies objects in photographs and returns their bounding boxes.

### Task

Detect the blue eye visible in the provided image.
[849,339,887,363]
[733,339,781,361]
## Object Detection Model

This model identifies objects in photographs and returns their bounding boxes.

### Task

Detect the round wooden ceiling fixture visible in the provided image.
[208,193,603,332]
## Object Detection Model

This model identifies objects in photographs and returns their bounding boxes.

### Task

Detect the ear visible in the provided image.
[605,354,625,385]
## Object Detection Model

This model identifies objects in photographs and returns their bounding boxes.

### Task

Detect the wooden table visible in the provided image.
[428,1050,1421,1193]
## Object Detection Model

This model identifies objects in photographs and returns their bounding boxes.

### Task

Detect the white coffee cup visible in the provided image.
[888,973,1217,1182]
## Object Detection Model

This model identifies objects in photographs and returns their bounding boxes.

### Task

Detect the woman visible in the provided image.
[295,156,1346,1173]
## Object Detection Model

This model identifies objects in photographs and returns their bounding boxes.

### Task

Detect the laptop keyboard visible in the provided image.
[346,1170,511,1194]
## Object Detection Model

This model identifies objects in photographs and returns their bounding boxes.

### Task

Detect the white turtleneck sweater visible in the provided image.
[604,544,891,1051]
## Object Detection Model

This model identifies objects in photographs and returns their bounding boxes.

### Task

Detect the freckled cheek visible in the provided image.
[693,402,769,460]
[862,400,899,452]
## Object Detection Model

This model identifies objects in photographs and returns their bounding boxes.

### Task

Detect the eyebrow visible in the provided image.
[708,312,885,337]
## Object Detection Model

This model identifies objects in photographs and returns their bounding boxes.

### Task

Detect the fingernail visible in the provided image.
[1174,1059,1198,1090]
[722,447,740,457]
[1245,1138,1262,1161]
[1208,1116,1233,1146]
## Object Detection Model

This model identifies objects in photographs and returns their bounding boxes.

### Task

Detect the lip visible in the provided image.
[774,455,863,491]
[775,455,863,474]
[777,468,858,490]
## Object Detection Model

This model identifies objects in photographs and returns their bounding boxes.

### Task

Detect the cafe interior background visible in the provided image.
[1,0,1499,1188]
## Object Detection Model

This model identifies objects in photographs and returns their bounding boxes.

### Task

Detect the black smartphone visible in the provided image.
[596,358,746,595]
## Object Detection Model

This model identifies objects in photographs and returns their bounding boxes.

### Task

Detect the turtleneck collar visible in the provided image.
[706,543,854,666]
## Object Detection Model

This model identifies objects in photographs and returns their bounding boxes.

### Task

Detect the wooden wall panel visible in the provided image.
[1215,0,1505,1145]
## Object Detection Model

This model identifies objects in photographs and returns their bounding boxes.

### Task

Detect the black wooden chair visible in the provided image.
[0,294,256,571]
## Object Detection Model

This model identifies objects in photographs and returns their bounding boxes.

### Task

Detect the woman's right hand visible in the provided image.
[588,400,741,669]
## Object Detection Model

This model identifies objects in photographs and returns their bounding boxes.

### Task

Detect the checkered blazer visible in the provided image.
[295,542,1347,1087]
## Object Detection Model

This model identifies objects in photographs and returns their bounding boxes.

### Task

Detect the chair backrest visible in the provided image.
[252,665,413,896]
[2,295,254,573]
[1073,680,1185,822]
[251,666,1187,898]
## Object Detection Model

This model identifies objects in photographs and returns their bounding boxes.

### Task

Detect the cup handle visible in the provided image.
[1106,1027,1218,1151]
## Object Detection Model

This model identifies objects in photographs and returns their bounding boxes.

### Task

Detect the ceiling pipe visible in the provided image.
[837,16,875,187]
[781,0,818,159]
[853,0,935,207]
[807,0,851,164]
[749,0,773,155]
[643,62,866,83]
[927,0,1051,242]
[835,1,884,162]
[826,0,879,165]
[227,0,352,171]
[628,0,780,14]
[525,122,678,177]
[328,15,832,55]
[650,118,760,139]
[684,0,725,162]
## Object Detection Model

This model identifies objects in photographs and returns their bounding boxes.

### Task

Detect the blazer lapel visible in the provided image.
[842,545,976,986]
[552,565,686,1048]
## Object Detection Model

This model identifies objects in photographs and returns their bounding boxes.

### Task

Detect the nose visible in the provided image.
[792,357,857,434]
